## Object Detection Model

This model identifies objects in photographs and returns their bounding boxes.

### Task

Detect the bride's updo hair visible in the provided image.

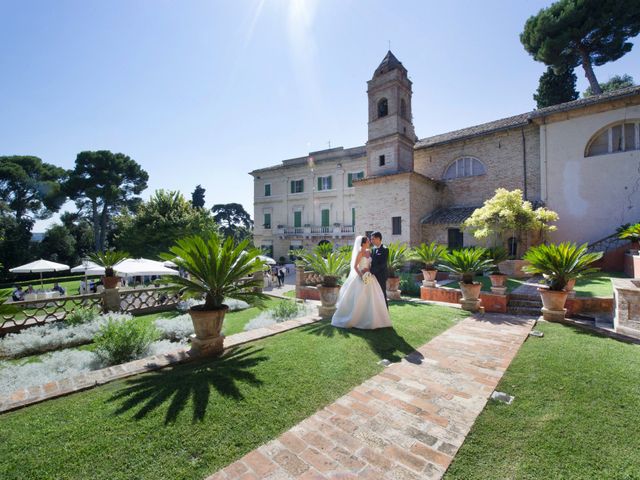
[361,236,369,246]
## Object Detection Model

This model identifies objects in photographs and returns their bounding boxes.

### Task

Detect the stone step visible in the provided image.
[508,299,543,308]
[507,306,542,316]
[509,292,542,301]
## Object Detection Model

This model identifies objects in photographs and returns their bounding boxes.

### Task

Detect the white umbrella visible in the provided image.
[10,259,70,288]
[162,259,178,268]
[257,255,277,265]
[114,258,179,276]
[70,261,101,273]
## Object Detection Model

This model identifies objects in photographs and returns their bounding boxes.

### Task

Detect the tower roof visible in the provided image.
[373,50,406,77]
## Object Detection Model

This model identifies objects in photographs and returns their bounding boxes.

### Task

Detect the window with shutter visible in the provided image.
[321,209,330,227]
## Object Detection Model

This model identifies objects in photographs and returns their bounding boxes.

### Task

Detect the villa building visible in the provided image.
[251,51,640,261]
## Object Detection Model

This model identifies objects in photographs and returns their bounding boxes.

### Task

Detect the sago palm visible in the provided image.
[411,242,447,270]
[161,232,267,310]
[88,250,129,277]
[523,242,602,291]
[296,250,350,286]
[439,248,494,284]
[387,242,409,277]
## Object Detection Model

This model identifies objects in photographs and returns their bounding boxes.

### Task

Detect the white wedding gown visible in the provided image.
[331,255,392,329]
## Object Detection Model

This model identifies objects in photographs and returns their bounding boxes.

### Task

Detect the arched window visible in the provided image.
[443,157,486,180]
[377,98,388,118]
[585,120,640,157]
[400,98,407,119]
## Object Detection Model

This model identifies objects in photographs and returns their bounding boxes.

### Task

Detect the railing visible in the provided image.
[278,225,355,238]
[119,287,181,314]
[1,287,182,332]
[587,232,632,255]
[1,293,103,330]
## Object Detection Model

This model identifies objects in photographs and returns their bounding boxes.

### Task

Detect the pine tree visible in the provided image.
[191,184,206,209]
[583,74,635,97]
[521,0,640,95]
[534,67,579,108]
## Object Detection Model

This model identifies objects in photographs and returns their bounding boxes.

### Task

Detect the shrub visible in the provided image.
[270,300,302,321]
[439,248,494,284]
[64,307,100,326]
[94,318,158,365]
[0,313,131,359]
[155,314,194,341]
[399,273,421,298]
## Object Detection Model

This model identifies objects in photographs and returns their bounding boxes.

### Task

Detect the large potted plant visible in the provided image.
[523,242,602,321]
[619,223,640,255]
[88,250,129,289]
[485,246,509,294]
[439,248,494,312]
[411,242,447,287]
[162,232,267,356]
[386,242,409,300]
[297,249,350,318]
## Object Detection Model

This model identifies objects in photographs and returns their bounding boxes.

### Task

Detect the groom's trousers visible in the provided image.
[374,273,388,309]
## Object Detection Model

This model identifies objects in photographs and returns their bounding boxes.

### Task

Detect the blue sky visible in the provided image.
[1,0,639,232]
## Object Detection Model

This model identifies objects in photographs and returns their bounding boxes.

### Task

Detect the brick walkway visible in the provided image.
[206,313,535,480]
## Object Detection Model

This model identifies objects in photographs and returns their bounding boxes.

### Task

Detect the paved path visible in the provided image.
[206,313,535,480]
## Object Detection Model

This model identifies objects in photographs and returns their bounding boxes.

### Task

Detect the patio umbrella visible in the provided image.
[257,255,277,265]
[114,258,179,276]
[9,259,70,289]
[70,261,101,273]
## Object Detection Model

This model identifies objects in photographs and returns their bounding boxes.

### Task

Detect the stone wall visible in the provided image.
[355,172,440,246]
[414,123,541,205]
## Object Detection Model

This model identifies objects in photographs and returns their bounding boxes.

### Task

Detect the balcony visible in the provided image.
[276,224,355,238]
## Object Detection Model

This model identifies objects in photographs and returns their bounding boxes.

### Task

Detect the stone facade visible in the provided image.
[251,146,366,260]
[250,51,640,254]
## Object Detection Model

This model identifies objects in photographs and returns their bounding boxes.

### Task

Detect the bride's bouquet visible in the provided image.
[362,272,374,285]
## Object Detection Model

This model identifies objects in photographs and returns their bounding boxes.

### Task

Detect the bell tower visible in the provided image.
[366,51,416,177]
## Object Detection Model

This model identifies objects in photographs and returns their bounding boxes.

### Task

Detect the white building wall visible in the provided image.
[543,104,640,244]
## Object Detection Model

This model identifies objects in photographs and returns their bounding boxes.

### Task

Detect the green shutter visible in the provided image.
[265,184,270,196]
[300,179,304,193]
[352,208,356,226]
[348,173,353,188]
[321,209,330,227]
[290,181,294,194]
[317,177,322,191]
[264,213,271,228]
[327,176,332,190]
[294,211,302,228]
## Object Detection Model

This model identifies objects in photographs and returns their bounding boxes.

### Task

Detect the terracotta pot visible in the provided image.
[103,276,120,289]
[189,305,228,338]
[459,282,482,301]
[538,288,568,311]
[386,276,402,300]
[318,285,341,318]
[421,269,438,286]
[489,274,507,288]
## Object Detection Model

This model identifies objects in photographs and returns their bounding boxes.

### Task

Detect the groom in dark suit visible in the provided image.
[370,231,389,309]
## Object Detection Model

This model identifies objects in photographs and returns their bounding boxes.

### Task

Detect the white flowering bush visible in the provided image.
[154,314,194,341]
[0,338,190,393]
[176,297,249,313]
[244,301,314,331]
[0,350,104,393]
[0,312,133,359]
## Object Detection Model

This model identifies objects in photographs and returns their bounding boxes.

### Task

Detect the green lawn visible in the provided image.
[445,321,640,479]
[0,302,467,480]
[572,271,628,298]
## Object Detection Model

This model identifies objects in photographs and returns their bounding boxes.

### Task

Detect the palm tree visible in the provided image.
[161,232,267,355]
[439,248,494,285]
[523,242,602,291]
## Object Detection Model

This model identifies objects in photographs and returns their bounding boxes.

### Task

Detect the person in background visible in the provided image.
[89,280,96,293]
[79,279,86,294]
[52,282,66,295]
[26,285,35,295]
[278,267,286,287]
[12,286,24,301]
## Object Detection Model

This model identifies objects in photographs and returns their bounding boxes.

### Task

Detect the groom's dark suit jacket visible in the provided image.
[370,244,389,306]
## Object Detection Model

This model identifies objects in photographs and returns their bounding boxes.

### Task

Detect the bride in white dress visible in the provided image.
[331,235,392,329]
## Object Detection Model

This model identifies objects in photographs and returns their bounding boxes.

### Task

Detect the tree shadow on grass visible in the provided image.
[301,320,423,364]
[107,346,267,425]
